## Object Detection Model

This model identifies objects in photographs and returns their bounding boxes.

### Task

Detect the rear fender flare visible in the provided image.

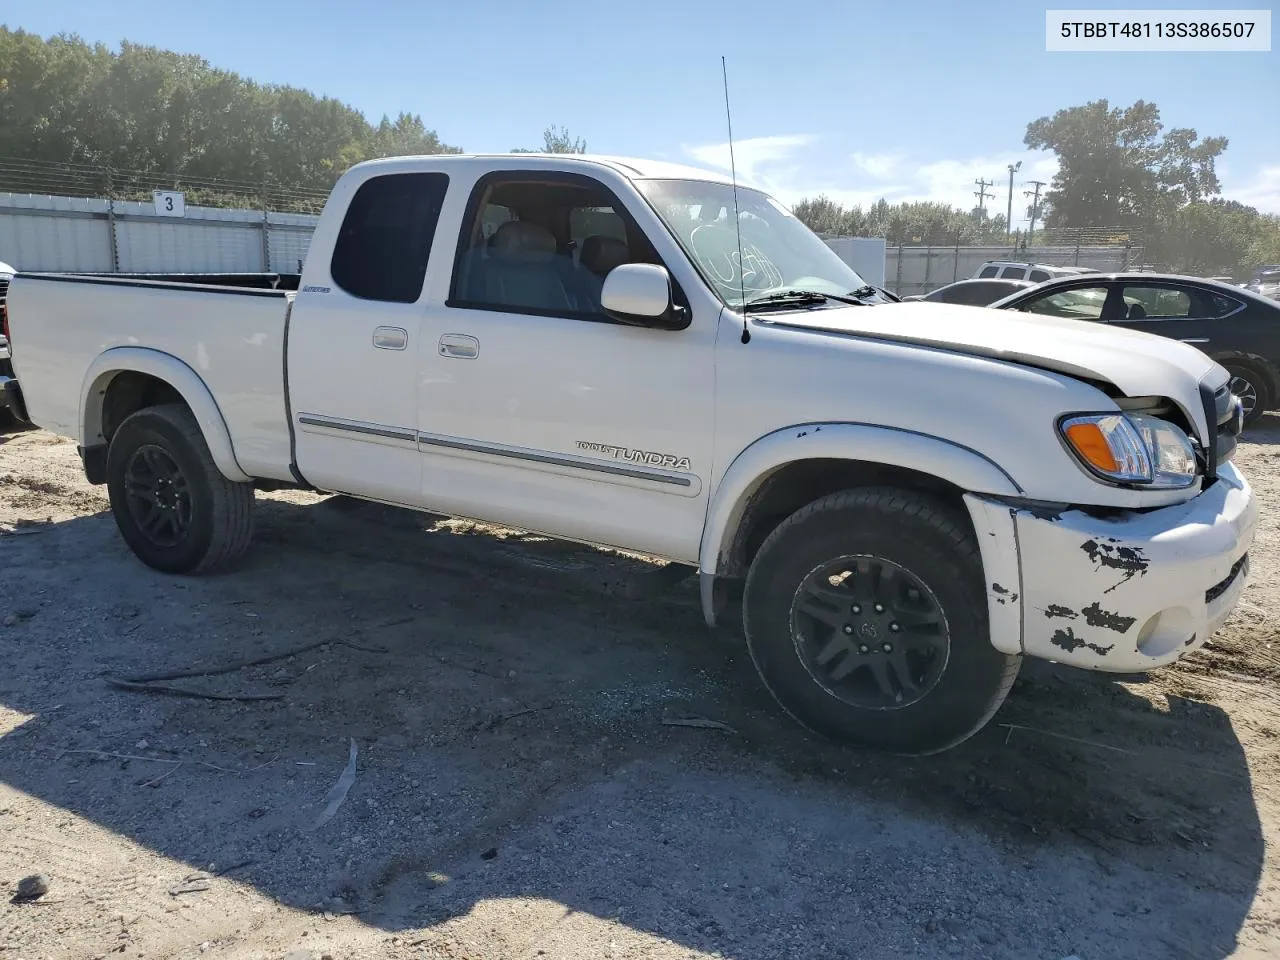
[80,346,251,483]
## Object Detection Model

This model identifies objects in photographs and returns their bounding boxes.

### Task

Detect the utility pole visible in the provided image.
[1024,180,1046,245]
[973,177,994,225]
[1005,161,1022,239]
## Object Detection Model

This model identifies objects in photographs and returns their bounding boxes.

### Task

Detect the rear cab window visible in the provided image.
[998,266,1027,280]
[330,172,450,303]
[978,265,999,278]
[1029,269,1051,282]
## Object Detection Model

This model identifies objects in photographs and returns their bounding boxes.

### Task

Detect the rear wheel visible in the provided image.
[1222,361,1271,427]
[743,488,1020,754]
[106,403,254,573]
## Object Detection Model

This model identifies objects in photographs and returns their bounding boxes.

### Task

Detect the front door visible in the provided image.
[415,168,717,563]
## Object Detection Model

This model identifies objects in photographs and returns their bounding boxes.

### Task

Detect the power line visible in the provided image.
[973,178,994,223]
[1024,180,1047,244]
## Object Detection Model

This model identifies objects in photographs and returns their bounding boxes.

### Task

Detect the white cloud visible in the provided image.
[851,152,904,179]
[682,136,1059,227]
[685,134,816,185]
[1222,165,1280,214]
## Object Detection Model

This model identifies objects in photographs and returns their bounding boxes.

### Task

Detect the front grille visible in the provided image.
[1206,553,1248,604]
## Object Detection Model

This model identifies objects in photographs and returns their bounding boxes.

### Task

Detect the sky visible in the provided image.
[3,0,1278,226]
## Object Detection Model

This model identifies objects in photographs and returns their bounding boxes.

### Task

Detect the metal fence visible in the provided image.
[880,240,1144,298]
[0,192,319,274]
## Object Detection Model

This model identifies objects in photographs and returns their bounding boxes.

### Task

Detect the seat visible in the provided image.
[1127,302,1147,320]
[480,221,576,313]
[578,235,631,310]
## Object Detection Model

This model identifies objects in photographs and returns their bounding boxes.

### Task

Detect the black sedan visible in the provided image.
[990,273,1280,425]
[901,277,1035,306]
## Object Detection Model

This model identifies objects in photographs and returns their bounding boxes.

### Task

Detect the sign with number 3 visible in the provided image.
[153,191,186,217]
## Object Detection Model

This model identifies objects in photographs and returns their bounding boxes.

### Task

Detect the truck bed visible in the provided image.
[6,274,294,480]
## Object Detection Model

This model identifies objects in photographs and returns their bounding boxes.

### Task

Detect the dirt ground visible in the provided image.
[2,418,1280,960]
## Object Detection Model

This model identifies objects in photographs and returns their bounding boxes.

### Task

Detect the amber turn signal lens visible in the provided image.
[1064,421,1120,473]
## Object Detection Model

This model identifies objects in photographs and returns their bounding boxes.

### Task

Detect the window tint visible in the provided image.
[940,282,998,306]
[999,266,1026,279]
[330,173,449,303]
[481,203,516,240]
[1120,285,1191,319]
[978,265,999,278]
[1029,269,1051,282]
[1020,286,1109,321]
[451,174,659,319]
[1207,292,1243,317]
[570,206,628,243]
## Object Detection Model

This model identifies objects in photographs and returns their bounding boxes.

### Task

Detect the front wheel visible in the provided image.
[1222,361,1271,427]
[743,488,1020,755]
[106,403,255,573]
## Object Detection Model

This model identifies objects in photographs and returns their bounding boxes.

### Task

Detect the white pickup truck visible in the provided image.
[4,154,1257,754]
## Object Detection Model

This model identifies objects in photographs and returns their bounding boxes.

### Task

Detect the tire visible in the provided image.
[742,488,1020,755]
[106,403,254,574]
[1222,361,1271,427]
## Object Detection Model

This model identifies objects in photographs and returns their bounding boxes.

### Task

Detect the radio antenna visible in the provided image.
[721,56,750,344]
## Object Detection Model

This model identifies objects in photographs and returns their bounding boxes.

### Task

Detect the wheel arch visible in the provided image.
[1210,351,1280,409]
[697,423,1022,627]
[80,347,250,484]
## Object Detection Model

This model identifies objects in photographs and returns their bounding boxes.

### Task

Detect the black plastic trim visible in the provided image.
[279,300,311,488]
[79,443,108,485]
[417,432,693,487]
[1,378,27,421]
[1199,381,1219,481]
[297,415,417,444]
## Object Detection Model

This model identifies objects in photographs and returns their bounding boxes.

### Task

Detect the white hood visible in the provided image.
[766,300,1227,401]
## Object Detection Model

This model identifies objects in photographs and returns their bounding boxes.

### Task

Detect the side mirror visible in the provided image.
[601,263,688,330]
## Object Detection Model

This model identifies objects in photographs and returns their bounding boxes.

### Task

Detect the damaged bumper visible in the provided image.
[966,463,1257,672]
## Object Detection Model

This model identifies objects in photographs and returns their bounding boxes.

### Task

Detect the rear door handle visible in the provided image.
[373,326,408,350]
[439,334,479,359]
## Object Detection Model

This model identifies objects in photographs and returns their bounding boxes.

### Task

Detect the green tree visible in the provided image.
[512,124,587,154]
[793,195,1011,245]
[1024,99,1227,227]
[0,27,461,207]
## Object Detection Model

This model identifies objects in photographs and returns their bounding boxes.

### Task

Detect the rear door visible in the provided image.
[288,171,450,503]
[1104,281,1246,346]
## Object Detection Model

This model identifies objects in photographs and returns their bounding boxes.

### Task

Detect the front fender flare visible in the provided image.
[697,422,1023,622]
[80,346,251,483]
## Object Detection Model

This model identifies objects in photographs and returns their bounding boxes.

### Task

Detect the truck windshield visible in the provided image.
[636,179,868,309]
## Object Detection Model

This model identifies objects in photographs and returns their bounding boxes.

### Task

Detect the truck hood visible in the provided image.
[766,300,1226,400]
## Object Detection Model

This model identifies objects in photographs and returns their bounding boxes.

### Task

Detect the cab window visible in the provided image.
[449,173,662,320]
[330,172,449,303]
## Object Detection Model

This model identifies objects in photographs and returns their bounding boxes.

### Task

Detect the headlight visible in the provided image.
[1060,413,1198,488]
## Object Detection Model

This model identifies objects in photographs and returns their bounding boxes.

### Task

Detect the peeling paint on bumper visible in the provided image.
[966,462,1257,672]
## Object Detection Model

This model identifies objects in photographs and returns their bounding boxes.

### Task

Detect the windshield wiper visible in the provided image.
[743,289,867,311]
[847,285,884,301]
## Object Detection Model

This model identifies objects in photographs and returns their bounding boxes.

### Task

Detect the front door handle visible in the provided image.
[1180,338,1210,344]
[373,326,408,350]
[439,334,479,359]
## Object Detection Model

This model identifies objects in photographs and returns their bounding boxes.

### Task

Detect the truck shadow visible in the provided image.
[0,495,1265,959]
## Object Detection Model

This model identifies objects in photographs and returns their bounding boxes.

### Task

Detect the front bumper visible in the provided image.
[966,463,1257,672]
